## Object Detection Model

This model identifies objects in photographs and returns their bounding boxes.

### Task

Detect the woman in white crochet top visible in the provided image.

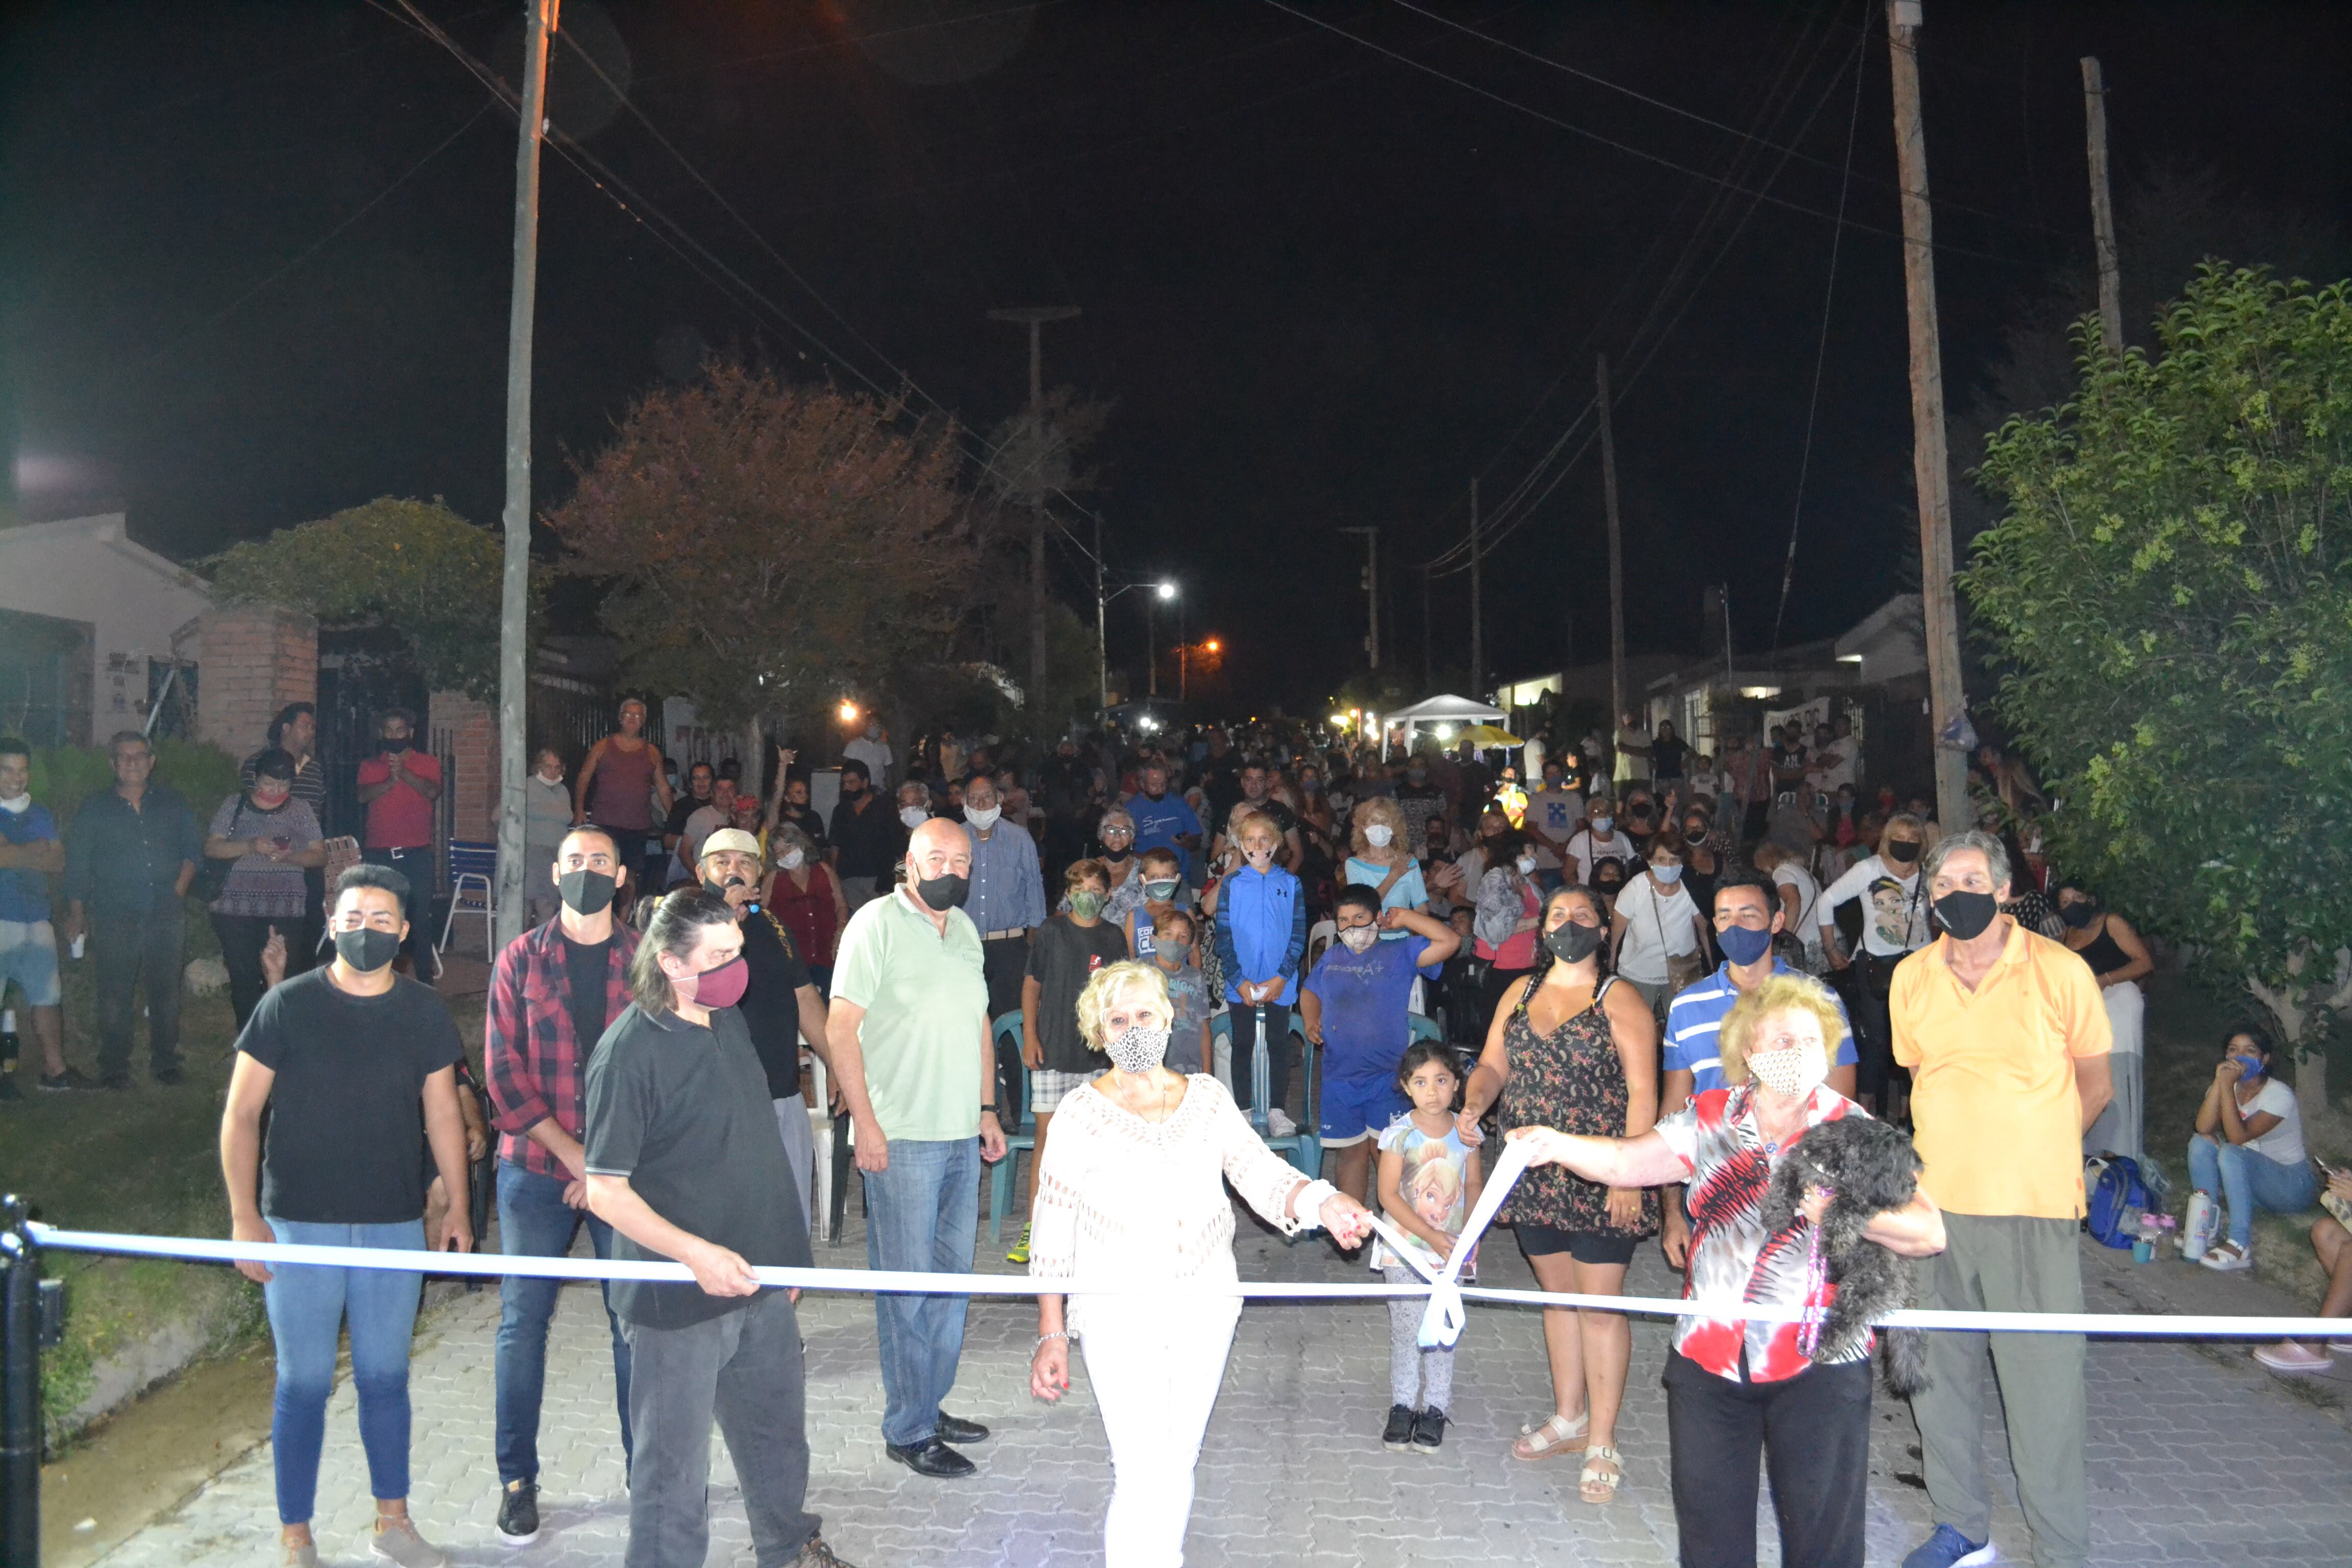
[1029,960,1373,1566]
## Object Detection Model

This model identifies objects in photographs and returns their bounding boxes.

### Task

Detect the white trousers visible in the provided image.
[2084,982,2144,1162]
[1079,1307,1240,1568]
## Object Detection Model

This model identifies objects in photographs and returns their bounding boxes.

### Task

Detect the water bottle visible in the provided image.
[2182,1190,2217,1262]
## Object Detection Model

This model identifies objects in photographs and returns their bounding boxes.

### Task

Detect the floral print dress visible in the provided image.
[1499,976,1660,1239]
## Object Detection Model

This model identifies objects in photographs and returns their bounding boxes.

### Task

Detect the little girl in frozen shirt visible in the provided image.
[1374,1041,1483,1453]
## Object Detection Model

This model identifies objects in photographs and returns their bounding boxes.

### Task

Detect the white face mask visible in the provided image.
[1363,823,1393,848]
[899,805,930,829]
[1516,854,1538,875]
[1105,1021,1171,1075]
[781,849,806,870]
[965,804,1001,829]
[1337,924,1378,953]
[1745,1039,1829,1098]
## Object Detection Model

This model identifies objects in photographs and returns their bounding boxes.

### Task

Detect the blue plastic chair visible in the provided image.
[1408,1012,1445,1047]
[986,1010,1034,1243]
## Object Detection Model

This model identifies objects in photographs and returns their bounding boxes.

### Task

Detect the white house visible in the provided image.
[0,512,215,746]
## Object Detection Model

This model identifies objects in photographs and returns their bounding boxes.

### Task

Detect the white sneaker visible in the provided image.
[1266,1109,1297,1139]
[369,1516,450,1568]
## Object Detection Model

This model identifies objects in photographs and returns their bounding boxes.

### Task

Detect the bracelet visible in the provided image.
[1035,1330,1072,1350]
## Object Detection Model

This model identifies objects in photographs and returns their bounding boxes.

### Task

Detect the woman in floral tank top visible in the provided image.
[1457,883,1657,1502]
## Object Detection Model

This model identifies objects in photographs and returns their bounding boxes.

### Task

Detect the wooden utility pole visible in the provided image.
[1886,0,1970,831]
[1420,566,1433,691]
[1093,514,1108,712]
[1339,527,1380,670]
[2081,57,2124,357]
[494,0,558,948]
[1596,352,1626,730]
[987,306,1080,726]
[1467,481,1483,697]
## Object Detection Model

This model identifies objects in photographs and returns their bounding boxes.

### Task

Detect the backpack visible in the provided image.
[2085,1155,2152,1249]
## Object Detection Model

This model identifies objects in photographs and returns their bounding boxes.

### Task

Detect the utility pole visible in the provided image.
[1145,594,1158,700]
[494,0,558,949]
[1467,481,1483,698]
[1339,526,1380,671]
[1886,0,1970,832]
[1093,514,1108,712]
[2080,57,2124,357]
[1596,352,1626,730]
[1420,566,1433,691]
[987,305,1080,730]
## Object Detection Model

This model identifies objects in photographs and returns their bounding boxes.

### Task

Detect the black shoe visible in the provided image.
[934,1412,990,1445]
[101,1072,132,1091]
[495,1479,540,1546]
[153,1066,184,1086]
[885,1438,975,1478]
[1382,1404,1416,1450]
[38,1067,99,1093]
[1411,1407,1447,1453]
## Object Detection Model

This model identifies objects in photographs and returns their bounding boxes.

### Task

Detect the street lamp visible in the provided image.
[1096,573,1175,712]
[1146,580,1180,700]
[838,701,860,725]
[1178,633,1221,703]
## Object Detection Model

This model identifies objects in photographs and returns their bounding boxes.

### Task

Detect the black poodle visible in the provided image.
[1759,1114,1932,1397]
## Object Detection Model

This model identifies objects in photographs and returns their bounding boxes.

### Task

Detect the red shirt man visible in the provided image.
[356,710,443,851]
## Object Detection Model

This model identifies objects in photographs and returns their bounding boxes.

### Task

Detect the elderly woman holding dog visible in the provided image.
[1511,972,1945,1568]
[1029,959,1373,1567]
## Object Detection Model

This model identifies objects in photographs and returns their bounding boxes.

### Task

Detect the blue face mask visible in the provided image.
[1651,863,1683,884]
[1718,923,1773,966]
[2233,1054,2265,1081]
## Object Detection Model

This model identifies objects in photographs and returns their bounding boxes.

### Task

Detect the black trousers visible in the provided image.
[1230,1000,1293,1117]
[1848,952,1903,1115]
[982,934,1029,1119]
[1663,1349,1872,1568]
[210,912,282,1032]
[362,847,437,981]
[91,903,186,1077]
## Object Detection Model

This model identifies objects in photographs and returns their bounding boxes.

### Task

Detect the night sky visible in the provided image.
[6,1,2347,713]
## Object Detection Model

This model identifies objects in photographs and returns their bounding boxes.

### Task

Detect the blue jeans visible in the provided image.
[263,1217,424,1524]
[494,1161,633,1483]
[2188,1134,2319,1247]
[863,1135,981,1447]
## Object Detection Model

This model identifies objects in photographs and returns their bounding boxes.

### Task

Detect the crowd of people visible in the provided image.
[4,697,2345,1568]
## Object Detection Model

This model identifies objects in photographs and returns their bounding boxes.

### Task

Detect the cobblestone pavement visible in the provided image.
[95,1179,2352,1567]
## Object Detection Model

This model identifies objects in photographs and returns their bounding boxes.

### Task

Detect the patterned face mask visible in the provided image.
[1745,1039,1828,1098]
[1105,1022,1171,1074]
[1338,924,1378,952]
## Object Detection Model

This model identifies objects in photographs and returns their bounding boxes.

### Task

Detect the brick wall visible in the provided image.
[193,606,316,756]
[433,689,498,843]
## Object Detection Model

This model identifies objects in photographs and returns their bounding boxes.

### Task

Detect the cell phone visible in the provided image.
[2317,1156,2347,1181]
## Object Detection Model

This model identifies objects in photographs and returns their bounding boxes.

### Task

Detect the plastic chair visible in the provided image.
[1214,1007,1320,1178]
[1408,1012,1445,1046]
[805,1049,838,1246]
[985,1010,1035,1242]
[438,841,496,957]
[1305,917,1337,972]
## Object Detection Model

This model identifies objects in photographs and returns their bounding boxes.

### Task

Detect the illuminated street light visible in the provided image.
[1329,714,1349,728]
[1157,580,1177,600]
[838,701,860,724]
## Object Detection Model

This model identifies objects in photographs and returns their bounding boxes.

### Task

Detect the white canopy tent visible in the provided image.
[1377,694,1507,760]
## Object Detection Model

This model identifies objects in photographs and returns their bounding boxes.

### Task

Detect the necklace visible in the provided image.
[1107,1069,1182,1122]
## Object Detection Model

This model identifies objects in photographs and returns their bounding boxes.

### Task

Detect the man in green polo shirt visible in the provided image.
[827,818,1008,1480]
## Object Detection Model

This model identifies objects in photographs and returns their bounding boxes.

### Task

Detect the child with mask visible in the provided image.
[1011,859,1133,1264]
[1212,814,1308,1136]
[1125,847,1186,963]
[1150,908,1213,1077]
[1301,886,1461,1214]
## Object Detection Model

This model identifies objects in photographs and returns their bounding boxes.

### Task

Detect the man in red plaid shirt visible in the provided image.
[483,825,640,1547]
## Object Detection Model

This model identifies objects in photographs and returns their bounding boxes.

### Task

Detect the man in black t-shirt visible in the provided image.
[699,829,836,1236]
[584,891,851,1568]
[219,863,470,1568]
[828,759,899,910]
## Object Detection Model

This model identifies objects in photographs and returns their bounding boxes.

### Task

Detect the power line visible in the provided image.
[1771,0,1873,652]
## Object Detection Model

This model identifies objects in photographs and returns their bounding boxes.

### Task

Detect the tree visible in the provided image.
[545,362,973,733]
[1965,266,2352,1121]
[207,497,516,701]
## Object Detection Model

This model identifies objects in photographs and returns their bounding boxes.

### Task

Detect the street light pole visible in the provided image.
[1339,526,1379,670]
[988,305,1081,729]
[494,0,558,949]
[1094,514,1108,712]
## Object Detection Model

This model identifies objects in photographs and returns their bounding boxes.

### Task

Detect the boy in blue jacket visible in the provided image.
[1212,812,1306,1134]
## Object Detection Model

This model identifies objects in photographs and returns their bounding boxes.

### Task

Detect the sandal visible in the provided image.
[1511,1410,1590,1462]
[1579,1444,1624,1505]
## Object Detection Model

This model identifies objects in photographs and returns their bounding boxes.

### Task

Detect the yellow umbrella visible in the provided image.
[1456,723,1523,747]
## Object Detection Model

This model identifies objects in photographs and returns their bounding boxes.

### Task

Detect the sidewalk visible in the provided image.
[90,1187,2352,1567]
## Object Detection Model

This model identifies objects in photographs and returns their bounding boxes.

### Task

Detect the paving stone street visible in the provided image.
[92,1179,2352,1568]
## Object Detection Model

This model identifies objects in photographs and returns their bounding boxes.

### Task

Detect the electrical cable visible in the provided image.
[1770,0,1872,653]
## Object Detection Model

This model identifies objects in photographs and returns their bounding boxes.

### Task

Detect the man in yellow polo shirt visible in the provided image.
[1890,829,2112,1568]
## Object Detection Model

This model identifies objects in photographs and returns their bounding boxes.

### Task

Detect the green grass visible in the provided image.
[1,914,260,1441]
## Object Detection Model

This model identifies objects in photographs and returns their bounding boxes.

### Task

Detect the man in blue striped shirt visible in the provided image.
[958,772,1045,1055]
[1658,870,1857,1265]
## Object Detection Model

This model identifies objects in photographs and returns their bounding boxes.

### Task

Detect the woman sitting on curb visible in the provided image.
[2186,1027,2318,1272]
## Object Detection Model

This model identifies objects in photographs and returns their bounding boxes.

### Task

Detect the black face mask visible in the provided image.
[558,868,616,917]
[1933,890,2000,941]
[702,874,748,903]
[1884,839,1923,866]
[1542,920,1605,964]
[916,871,970,912]
[334,926,402,973]
[2059,901,2098,929]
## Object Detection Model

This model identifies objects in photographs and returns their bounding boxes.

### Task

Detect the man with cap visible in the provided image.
[699,828,836,1236]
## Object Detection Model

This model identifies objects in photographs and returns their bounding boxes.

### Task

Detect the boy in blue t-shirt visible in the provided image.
[1300,885,1460,1210]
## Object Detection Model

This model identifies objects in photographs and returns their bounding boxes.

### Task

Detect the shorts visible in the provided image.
[0,919,62,1008]
[1030,1067,1091,1114]
[1319,1074,1408,1148]
[1514,1222,1637,1266]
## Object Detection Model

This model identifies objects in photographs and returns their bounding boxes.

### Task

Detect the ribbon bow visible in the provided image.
[1365,1136,1536,1349]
